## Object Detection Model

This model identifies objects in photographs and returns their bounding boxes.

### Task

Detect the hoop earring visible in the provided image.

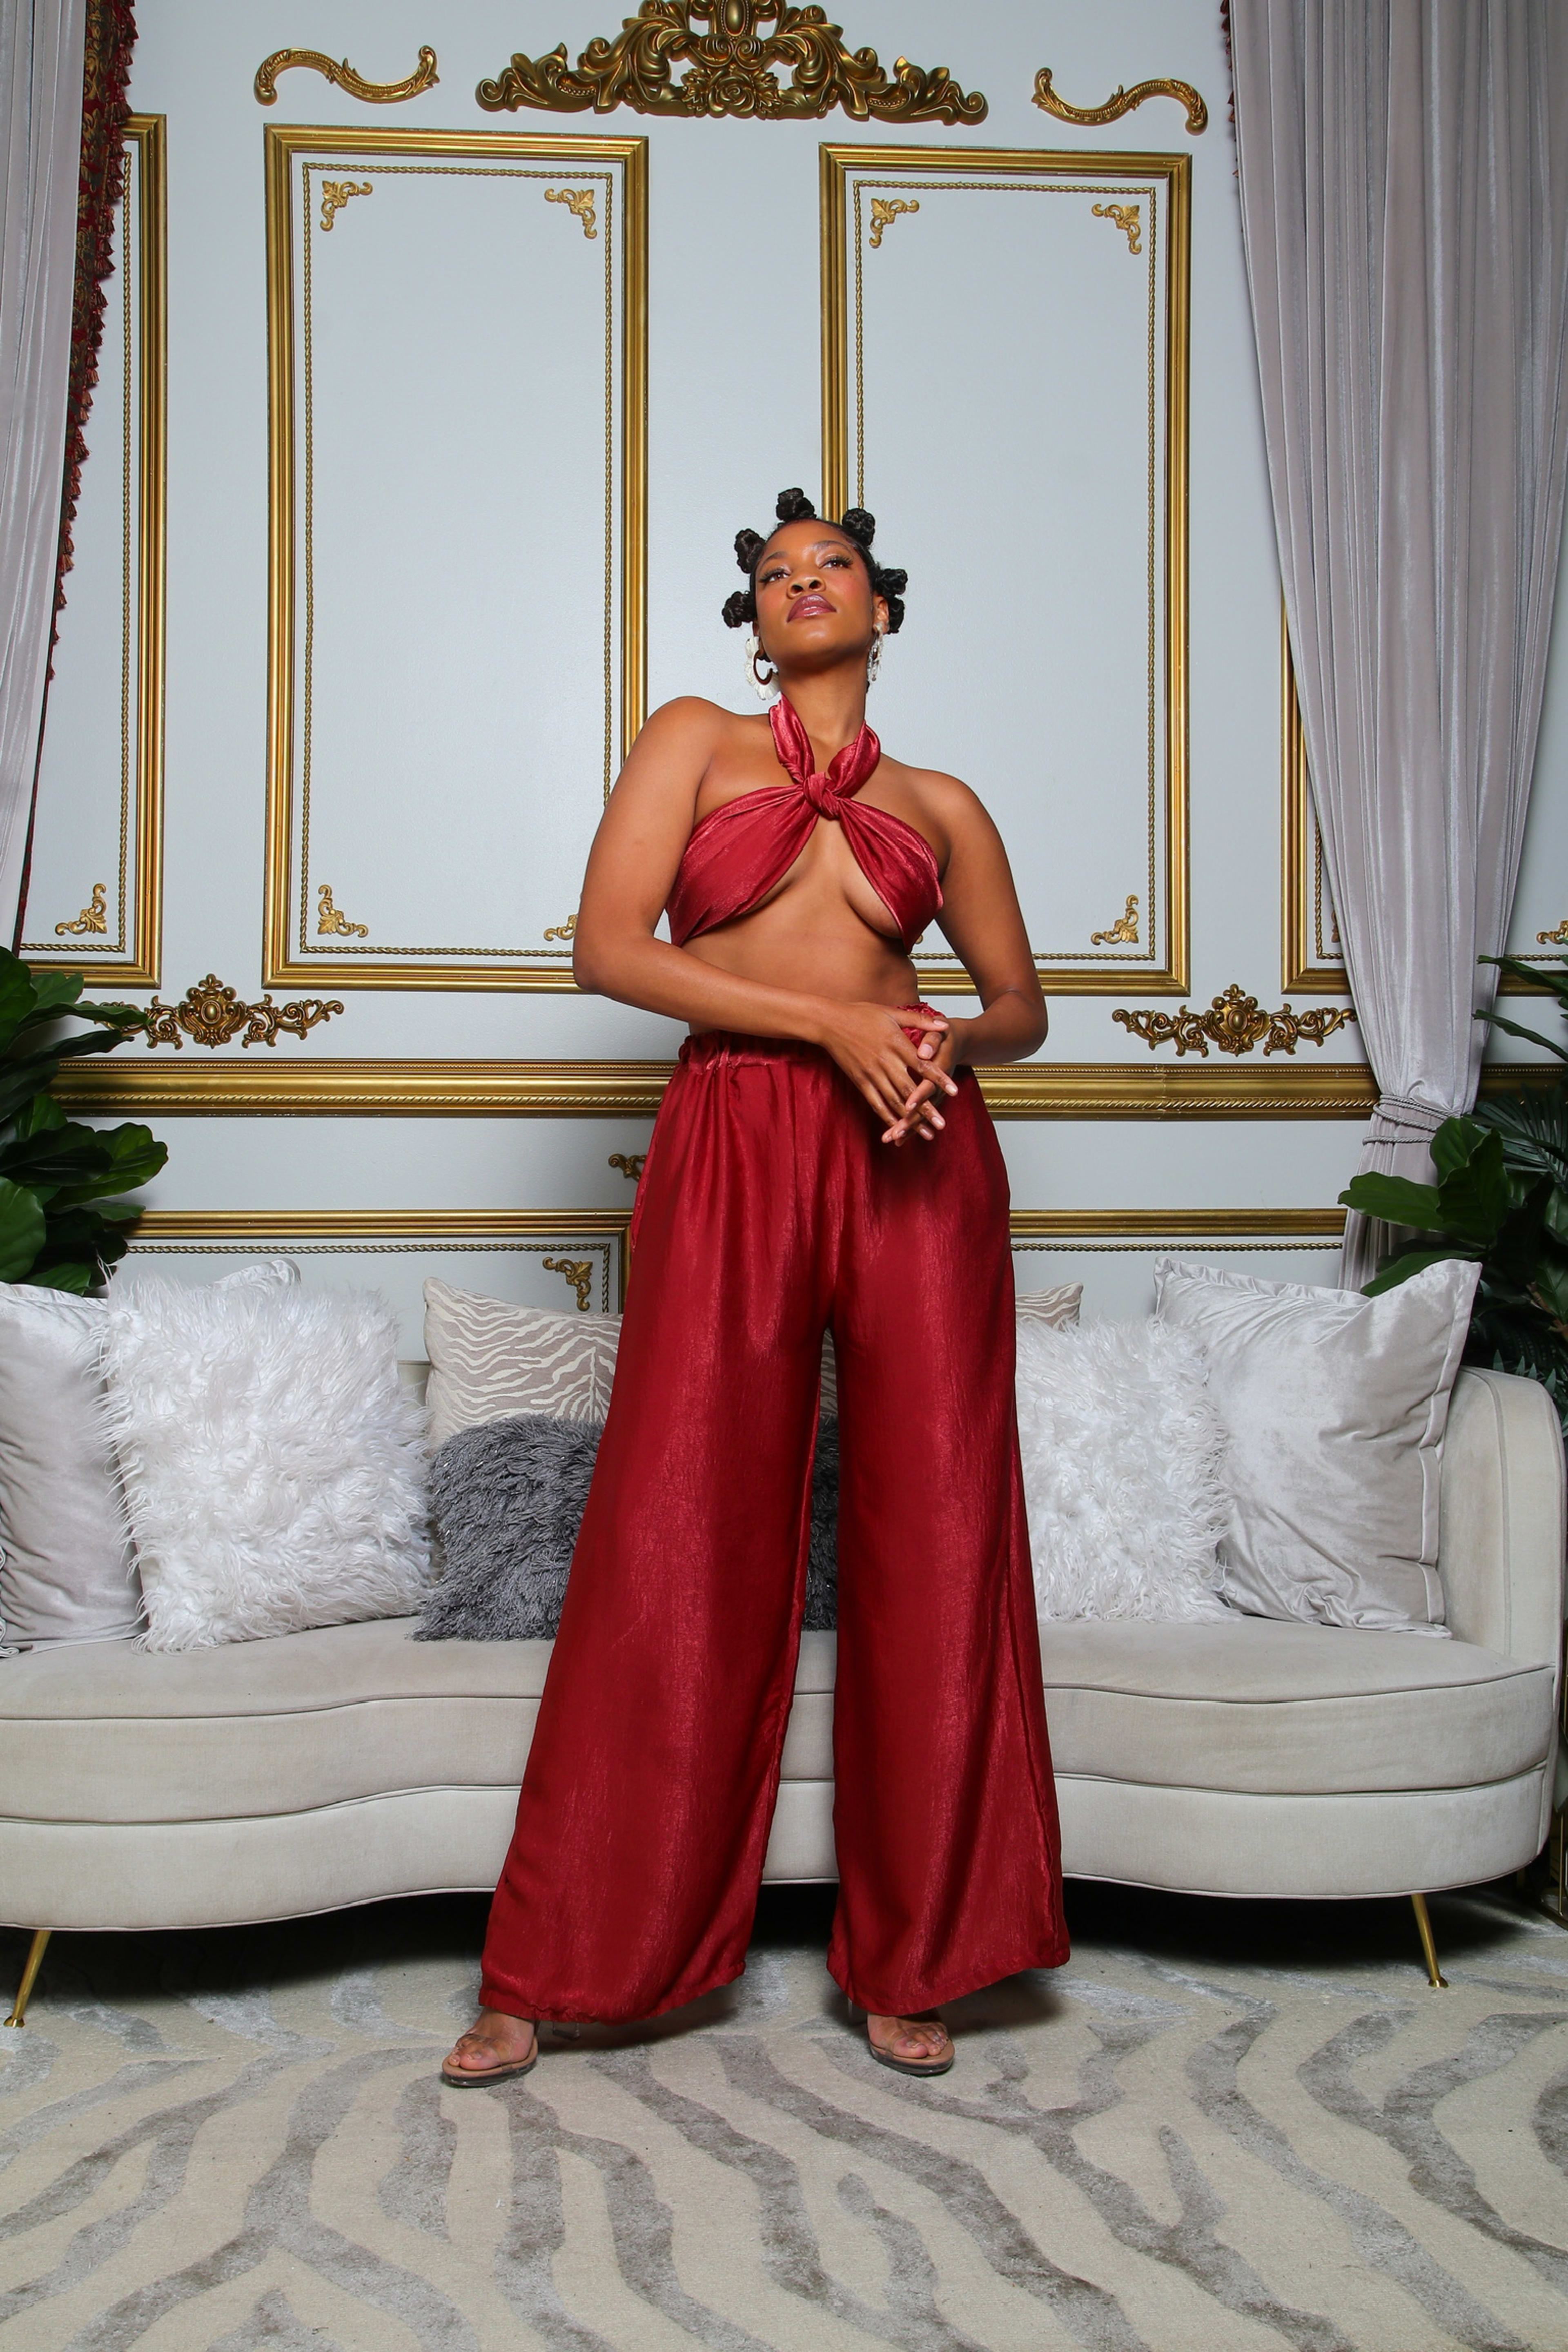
[866,628,884,687]
[744,629,778,702]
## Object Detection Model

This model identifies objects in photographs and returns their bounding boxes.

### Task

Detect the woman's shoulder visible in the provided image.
[878,751,989,826]
[639,696,767,748]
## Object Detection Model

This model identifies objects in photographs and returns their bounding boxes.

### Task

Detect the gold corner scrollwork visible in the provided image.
[319,180,372,232]
[255,46,439,107]
[1090,895,1140,946]
[1113,984,1357,1059]
[868,197,918,247]
[543,913,579,941]
[54,884,109,938]
[608,1152,647,1181]
[476,3,986,124]
[1033,66,1207,135]
[1537,920,1568,946]
[137,975,345,1051]
[316,884,368,937]
[1091,201,1141,255]
[545,186,598,238]
[543,1255,596,1311]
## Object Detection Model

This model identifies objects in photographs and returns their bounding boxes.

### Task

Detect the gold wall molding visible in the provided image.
[23,116,165,986]
[77,1058,1568,1123]
[821,144,1191,997]
[868,197,918,247]
[1033,67,1207,135]
[319,179,372,231]
[1114,984,1357,1059]
[1010,1208,1343,1243]
[54,884,108,937]
[1091,200,1140,254]
[476,4,986,124]
[1090,895,1139,945]
[316,884,367,936]
[137,976,345,1051]
[545,185,597,238]
[254,46,439,107]
[263,127,648,991]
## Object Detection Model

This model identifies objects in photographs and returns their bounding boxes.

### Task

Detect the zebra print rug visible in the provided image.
[2,1880,1566,2350]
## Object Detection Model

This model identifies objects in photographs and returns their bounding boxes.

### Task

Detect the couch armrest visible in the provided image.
[1439,1368,1565,1670]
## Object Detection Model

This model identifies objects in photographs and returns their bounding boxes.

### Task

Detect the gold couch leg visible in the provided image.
[1410,1893,1448,1989]
[4,1931,51,2029]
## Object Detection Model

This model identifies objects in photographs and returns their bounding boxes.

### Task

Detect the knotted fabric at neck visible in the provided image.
[768,695,881,816]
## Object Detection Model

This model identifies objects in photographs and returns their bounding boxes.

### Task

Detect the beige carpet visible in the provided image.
[2,1882,1566,2352]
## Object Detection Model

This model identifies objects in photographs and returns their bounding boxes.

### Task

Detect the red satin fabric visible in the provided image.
[666,696,943,953]
[479,1028,1068,2023]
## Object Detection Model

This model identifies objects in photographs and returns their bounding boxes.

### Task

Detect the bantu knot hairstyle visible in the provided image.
[721,487,908,634]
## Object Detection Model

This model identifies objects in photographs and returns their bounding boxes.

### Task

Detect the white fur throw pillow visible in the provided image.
[100,1270,432,1650]
[1015,1318,1230,1621]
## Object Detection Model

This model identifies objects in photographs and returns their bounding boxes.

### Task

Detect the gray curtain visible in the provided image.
[1230,1,1568,1286]
[0,0,85,942]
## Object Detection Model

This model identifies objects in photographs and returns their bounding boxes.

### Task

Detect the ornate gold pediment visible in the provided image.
[477,2,986,123]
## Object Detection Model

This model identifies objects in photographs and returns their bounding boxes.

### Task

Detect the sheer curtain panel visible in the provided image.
[0,0,85,943]
[1229,1,1568,1286]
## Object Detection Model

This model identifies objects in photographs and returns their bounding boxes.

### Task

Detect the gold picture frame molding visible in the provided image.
[820,142,1191,997]
[24,114,166,985]
[262,124,648,992]
[52,1054,1465,1119]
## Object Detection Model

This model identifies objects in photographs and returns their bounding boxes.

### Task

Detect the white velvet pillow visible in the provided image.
[423,1278,620,1444]
[1015,1317,1229,1621]
[1154,1256,1480,1634]
[101,1268,432,1651]
[0,1284,141,1650]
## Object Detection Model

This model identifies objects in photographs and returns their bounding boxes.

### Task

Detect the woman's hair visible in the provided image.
[721,487,907,635]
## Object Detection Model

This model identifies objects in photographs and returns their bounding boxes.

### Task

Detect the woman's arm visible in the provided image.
[571,700,949,1133]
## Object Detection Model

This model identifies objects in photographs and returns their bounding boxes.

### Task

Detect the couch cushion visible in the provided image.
[0,1618,839,1822]
[1038,1617,1554,1794]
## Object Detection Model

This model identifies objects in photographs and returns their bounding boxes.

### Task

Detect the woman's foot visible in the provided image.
[866,2010,954,2077]
[441,2009,539,2087]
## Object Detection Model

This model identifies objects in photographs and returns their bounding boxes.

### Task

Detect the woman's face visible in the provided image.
[753,521,887,669]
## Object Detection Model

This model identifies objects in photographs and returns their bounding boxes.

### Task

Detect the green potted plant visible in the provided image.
[0,945,165,1292]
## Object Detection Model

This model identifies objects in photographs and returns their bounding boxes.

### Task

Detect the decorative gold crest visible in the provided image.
[1113,983,1356,1059]
[477,3,986,124]
[138,975,345,1051]
[1033,66,1207,135]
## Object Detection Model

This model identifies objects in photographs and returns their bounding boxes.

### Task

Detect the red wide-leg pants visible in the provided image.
[479,1028,1068,2022]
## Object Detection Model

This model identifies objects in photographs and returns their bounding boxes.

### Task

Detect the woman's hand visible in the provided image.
[814,1003,960,1144]
[884,1017,967,1145]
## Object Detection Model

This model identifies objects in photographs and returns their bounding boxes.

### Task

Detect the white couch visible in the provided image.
[3,1366,1563,2021]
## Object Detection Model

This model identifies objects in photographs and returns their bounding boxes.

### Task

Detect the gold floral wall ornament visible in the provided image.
[1033,66,1207,135]
[543,912,579,941]
[476,4,987,124]
[319,180,373,233]
[543,1255,596,1310]
[254,45,439,107]
[1113,983,1358,1059]
[868,196,918,247]
[137,976,345,1051]
[1537,919,1568,946]
[608,1151,647,1181]
[316,884,368,937]
[54,884,109,938]
[1091,201,1141,255]
[1090,894,1140,945]
[545,186,598,239]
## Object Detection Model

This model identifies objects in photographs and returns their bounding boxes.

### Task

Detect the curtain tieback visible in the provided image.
[1368,1091,1452,1145]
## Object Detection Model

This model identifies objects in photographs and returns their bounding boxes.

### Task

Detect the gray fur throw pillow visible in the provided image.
[416,1413,840,1640]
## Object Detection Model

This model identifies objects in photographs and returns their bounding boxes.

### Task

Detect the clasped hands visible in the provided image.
[817,1003,962,1145]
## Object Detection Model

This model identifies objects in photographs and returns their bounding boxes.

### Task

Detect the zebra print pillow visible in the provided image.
[423,1278,621,1445]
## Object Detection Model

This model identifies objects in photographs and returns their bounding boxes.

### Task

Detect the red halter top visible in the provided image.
[666,696,942,953]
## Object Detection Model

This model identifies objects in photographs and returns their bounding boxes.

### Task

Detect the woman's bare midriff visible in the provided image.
[680,818,922,1030]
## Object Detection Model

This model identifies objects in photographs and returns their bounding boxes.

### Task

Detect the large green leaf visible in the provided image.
[1430,1115,1491,1181]
[0,1179,46,1281]
[12,1092,66,1137]
[49,1123,165,1205]
[1475,1005,1568,1060]
[1430,1125,1511,1242]
[24,1261,94,1295]
[0,959,37,1050]
[1362,1244,1483,1297]
[1338,1172,1450,1229]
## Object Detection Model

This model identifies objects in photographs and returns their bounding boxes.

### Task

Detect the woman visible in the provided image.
[443,489,1067,2085]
